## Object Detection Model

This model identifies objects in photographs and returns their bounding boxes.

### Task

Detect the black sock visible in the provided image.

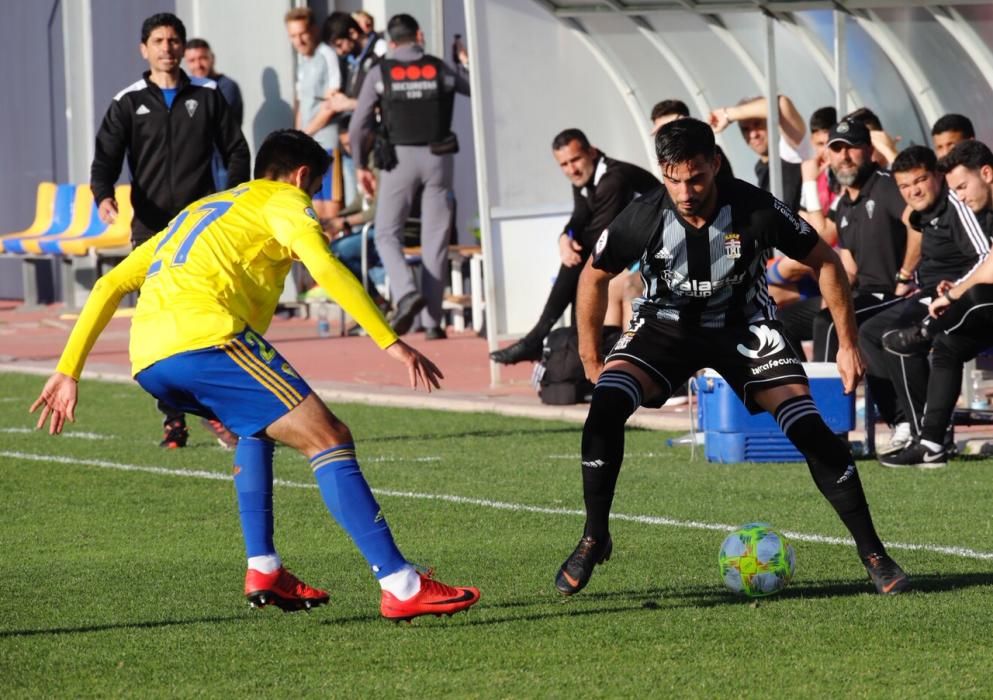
[775,395,885,558]
[580,371,643,541]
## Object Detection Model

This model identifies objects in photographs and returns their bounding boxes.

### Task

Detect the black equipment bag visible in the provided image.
[537,325,623,405]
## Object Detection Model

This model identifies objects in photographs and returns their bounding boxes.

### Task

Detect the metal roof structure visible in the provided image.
[465,0,993,383]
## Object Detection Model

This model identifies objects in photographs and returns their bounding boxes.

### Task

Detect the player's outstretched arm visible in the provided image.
[801,238,864,393]
[385,340,444,392]
[29,372,78,435]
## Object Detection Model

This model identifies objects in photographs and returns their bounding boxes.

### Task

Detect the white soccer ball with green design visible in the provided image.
[718,522,796,597]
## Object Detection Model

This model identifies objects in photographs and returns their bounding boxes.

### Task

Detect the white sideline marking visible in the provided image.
[4,449,993,562]
[0,427,109,440]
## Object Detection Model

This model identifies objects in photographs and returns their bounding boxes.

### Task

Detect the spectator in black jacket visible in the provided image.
[859,146,989,458]
[490,129,660,365]
[89,12,250,450]
[91,12,249,247]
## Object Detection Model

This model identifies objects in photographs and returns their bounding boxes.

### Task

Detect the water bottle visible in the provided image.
[971,369,988,410]
[316,303,331,338]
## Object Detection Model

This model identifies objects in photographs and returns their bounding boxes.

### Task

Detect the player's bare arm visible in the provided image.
[800,237,865,393]
[576,258,614,382]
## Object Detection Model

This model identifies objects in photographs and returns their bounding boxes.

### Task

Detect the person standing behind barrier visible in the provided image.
[286,7,343,220]
[183,38,244,190]
[709,94,812,213]
[349,13,470,339]
[931,113,975,158]
[90,12,249,449]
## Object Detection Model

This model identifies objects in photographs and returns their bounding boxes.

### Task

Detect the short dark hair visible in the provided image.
[809,106,837,133]
[141,13,186,44]
[655,117,716,164]
[387,13,419,43]
[551,128,591,151]
[650,99,689,122]
[325,12,361,42]
[891,145,937,175]
[185,38,210,51]
[254,129,331,181]
[938,139,993,173]
[932,113,975,138]
[844,107,883,132]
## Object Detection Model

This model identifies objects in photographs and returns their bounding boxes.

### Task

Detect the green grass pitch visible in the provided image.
[3,371,993,696]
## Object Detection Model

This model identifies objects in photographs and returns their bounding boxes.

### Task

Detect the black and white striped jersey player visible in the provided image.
[553,118,910,599]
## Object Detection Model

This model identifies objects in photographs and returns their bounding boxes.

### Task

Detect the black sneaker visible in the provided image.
[424,327,447,340]
[159,418,189,449]
[490,337,542,365]
[862,552,911,595]
[555,535,612,596]
[882,325,931,357]
[390,292,426,336]
[878,441,947,469]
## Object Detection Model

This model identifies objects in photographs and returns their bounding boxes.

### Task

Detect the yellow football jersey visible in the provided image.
[56,179,397,379]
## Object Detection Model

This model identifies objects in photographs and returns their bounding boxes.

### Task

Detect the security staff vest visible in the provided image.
[381,55,453,145]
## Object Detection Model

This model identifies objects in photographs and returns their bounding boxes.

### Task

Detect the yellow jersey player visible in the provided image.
[29,129,480,621]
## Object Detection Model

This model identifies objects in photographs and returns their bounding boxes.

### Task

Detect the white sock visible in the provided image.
[920,439,943,452]
[247,554,282,574]
[378,564,421,600]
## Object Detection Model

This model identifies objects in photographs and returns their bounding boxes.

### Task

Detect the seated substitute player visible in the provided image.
[29,129,480,621]
[555,118,909,597]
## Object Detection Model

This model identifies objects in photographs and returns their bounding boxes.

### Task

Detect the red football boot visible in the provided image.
[244,567,330,612]
[380,570,480,622]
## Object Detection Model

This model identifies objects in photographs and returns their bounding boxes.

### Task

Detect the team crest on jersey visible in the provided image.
[866,199,876,219]
[724,232,742,259]
[304,207,318,221]
[840,215,849,229]
[595,229,609,256]
[184,99,198,117]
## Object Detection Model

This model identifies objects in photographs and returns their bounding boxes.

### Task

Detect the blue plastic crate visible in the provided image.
[695,363,855,463]
[704,431,804,463]
[695,363,855,434]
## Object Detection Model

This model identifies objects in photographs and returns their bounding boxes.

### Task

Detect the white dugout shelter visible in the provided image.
[465,0,993,385]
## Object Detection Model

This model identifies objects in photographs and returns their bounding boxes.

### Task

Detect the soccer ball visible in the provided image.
[718,522,796,597]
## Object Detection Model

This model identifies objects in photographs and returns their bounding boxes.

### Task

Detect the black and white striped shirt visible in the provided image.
[592,178,818,328]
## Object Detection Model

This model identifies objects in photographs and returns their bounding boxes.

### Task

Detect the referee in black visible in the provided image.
[555,118,908,597]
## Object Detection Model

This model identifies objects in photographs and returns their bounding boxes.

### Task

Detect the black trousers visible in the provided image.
[811,291,902,362]
[523,257,586,343]
[778,296,821,359]
[858,290,936,431]
[920,284,993,443]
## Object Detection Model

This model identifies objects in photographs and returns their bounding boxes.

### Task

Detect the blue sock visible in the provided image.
[233,437,276,558]
[311,443,407,579]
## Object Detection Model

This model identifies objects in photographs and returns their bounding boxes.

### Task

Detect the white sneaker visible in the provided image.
[878,422,912,456]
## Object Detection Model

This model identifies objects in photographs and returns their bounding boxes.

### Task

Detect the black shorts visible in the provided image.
[605,316,808,412]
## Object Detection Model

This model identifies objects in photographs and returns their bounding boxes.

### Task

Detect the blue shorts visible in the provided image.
[135,329,313,437]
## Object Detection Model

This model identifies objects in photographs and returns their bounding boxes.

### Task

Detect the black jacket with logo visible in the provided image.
[90,70,250,243]
[911,188,990,290]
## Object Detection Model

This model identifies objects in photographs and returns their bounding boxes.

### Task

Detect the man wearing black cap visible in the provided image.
[809,119,918,455]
